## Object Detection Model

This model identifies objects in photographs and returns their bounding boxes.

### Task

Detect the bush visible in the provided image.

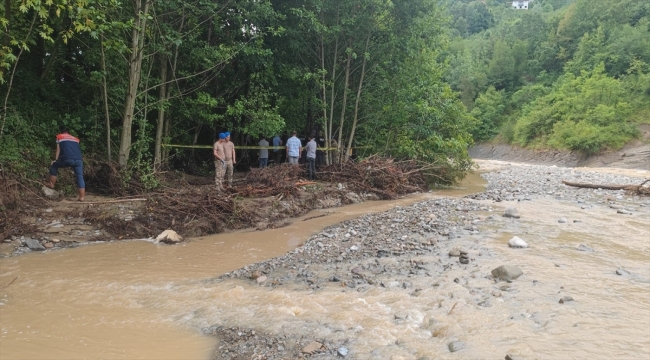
[548,120,638,153]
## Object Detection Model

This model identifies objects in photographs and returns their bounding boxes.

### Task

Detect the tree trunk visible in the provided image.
[336,40,352,164]
[118,0,152,168]
[154,53,167,168]
[319,31,329,165]
[561,180,644,191]
[345,33,371,162]
[100,37,112,162]
[326,7,340,165]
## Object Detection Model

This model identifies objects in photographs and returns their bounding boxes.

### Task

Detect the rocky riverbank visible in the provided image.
[205,161,650,359]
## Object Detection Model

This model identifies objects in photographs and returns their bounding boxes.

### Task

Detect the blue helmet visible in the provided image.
[218,133,226,139]
[225,131,231,137]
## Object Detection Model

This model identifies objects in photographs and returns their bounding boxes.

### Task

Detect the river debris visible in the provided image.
[562,179,650,196]
[235,156,429,200]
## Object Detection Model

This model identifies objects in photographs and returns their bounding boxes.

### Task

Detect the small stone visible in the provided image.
[448,341,466,352]
[459,257,469,264]
[616,268,630,276]
[448,248,461,257]
[302,341,323,354]
[45,208,53,213]
[559,296,574,304]
[491,265,524,281]
[349,245,359,251]
[256,275,267,284]
[577,244,594,252]
[558,217,567,223]
[617,209,632,215]
[44,242,54,249]
[503,208,520,219]
[278,346,285,351]
[507,236,528,248]
[505,355,524,360]
[337,347,348,357]
[250,270,263,280]
[51,238,60,243]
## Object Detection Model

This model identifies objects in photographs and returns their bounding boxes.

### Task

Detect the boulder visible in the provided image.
[503,208,520,219]
[155,230,183,244]
[24,238,46,251]
[491,265,523,281]
[41,186,60,199]
[507,236,528,248]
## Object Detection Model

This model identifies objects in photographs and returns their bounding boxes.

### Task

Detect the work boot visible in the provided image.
[78,188,85,202]
[43,175,57,189]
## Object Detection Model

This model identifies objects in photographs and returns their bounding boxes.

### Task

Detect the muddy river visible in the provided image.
[1,167,649,359]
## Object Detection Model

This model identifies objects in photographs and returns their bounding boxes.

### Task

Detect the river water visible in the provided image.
[1,168,649,359]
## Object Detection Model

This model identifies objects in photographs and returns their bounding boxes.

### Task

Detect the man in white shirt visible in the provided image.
[305,135,317,180]
[259,136,269,168]
[285,131,302,165]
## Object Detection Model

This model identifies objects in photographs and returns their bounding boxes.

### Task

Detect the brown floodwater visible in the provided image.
[0,174,485,359]
[1,169,649,359]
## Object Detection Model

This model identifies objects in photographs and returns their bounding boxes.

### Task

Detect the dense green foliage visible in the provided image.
[447,0,650,153]
[0,0,475,186]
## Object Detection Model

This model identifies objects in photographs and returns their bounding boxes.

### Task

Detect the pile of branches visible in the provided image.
[234,164,306,198]
[84,159,149,196]
[232,156,431,200]
[319,156,430,199]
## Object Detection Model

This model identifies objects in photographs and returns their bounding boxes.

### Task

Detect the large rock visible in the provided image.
[491,265,523,281]
[155,230,183,244]
[24,238,46,251]
[503,208,520,219]
[41,186,60,199]
[507,236,528,248]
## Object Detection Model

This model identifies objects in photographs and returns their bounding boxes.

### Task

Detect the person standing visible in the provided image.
[259,136,269,168]
[272,134,282,165]
[305,135,317,180]
[43,127,86,201]
[223,132,236,187]
[213,133,226,191]
[285,131,302,165]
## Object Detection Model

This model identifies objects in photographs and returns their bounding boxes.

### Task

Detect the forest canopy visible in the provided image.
[446,0,650,153]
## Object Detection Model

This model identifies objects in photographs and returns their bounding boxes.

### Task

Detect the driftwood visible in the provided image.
[61,198,147,205]
[562,180,650,196]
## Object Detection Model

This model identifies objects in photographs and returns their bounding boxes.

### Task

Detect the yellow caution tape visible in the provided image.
[162,144,341,151]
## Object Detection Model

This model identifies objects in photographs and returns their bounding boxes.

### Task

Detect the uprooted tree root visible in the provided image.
[562,179,650,196]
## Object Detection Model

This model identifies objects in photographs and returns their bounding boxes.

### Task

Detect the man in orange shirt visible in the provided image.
[223,132,236,187]
[43,127,86,201]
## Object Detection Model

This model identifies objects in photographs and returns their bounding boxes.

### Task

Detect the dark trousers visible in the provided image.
[307,157,316,180]
[49,159,85,188]
[259,158,268,168]
[274,151,282,164]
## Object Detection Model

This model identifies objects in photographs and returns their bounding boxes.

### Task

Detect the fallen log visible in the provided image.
[561,181,636,190]
[562,179,650,196]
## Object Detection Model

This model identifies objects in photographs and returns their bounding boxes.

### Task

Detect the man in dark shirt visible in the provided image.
[43,127,86,201]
